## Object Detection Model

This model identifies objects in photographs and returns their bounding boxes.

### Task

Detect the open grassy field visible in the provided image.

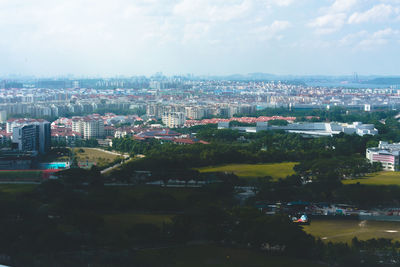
[137,244,325,267]
[73,148,121,167]
[0,184,37,194]
[303,219,400,243]
[197,162,297,180]
[0,170,42,181]
[343,171,400,186]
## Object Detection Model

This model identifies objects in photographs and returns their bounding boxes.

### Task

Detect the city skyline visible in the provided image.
[1,0,400,76]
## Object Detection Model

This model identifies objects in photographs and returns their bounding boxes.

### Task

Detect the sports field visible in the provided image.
[342,171,400,186]
[197,162,297,180]
[303,219,400,243]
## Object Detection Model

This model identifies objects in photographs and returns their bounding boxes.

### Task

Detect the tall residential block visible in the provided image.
[9,119,51,154]
[162,112,186,128]
[72,116,104,139]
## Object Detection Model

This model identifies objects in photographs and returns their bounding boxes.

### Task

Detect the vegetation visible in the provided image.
[4,109,400,265]
[238,106,395,125]
[303,219,400,243]
[136,245,326,267]
[39,147,70,162]
[0,164,399,265]
[343,171,400,186]
[198,162,297,180]
[103,213,174,234]
[73,147,123,168]
[0,184,37,193]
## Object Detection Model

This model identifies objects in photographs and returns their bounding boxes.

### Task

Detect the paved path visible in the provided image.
[100,157,134,174]
[89,148,129,159]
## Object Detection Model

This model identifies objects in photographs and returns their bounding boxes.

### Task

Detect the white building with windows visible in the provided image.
[366,141,400,171]
[219,121,378,137]
[72,116,104,139]
[162,112,186,128]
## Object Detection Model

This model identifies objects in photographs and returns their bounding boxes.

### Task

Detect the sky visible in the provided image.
[0,0,400,77]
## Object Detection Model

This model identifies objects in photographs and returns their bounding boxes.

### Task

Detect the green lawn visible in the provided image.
[137,244,325,267]
[74,148,121,167]
[0,170,42,181]
[343,171,400,186]
[0,184,37,193]
[303,219,400,243]
[197,162,297,180]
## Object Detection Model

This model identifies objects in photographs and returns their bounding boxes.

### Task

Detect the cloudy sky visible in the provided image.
[0,0,400,76]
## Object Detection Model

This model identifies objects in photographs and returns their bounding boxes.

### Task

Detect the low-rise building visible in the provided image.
[366,141,400,171]
[218,121,378,137]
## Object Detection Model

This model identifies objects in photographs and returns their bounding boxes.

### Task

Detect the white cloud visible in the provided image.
[348,4,399,24]
[173,0,253,22]
[252,20,291,40]
[308,13,347,34]
[338,27,400,49]
[330,0,358,12]
[267,0,294,7]
[338,30,368,46]
[309,0,358,35]
[1,0,400,75]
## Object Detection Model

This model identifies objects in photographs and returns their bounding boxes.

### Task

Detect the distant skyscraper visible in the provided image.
[353,72,359,83]
[73,81,80,89]
[0,110,7,123]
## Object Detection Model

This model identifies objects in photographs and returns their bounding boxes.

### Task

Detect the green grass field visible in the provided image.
[197,162,297,180]
[343,171,400,186]
[103,213,174,233]
[74,148,121,167]
[0,184,37,193]
[137,244,325,267]
[0,170,42,181]
[303,219,400,243]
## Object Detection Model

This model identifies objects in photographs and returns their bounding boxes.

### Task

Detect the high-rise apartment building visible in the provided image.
[162,112,186,128]
[0,110,7,123]
[9,119,51,154]
[72,116,104,139]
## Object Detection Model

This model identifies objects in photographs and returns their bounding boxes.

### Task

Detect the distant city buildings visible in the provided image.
[219,121,378,137]
[1,78,400,128]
